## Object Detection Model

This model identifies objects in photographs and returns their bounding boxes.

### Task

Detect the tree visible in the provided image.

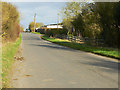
[71,14,84,36]
[29,22,34,32]
[35,22,40,28]
[60,2,120,47]
[61,2,84,35]
[94,2,119,46]
[113,2,120,48]
[81,3,102,39]
[29,22,40,32]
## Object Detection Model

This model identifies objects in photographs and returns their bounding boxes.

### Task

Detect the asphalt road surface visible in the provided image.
[13,33,119,88]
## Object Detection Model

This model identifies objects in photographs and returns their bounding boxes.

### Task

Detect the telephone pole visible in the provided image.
[57,13,59,30]
[34,13,36,32]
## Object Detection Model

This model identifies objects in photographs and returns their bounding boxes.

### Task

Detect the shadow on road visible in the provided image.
[80,56,119,73]
[22,37,41,40]
[29,44,76,51]
[29,43,119,73]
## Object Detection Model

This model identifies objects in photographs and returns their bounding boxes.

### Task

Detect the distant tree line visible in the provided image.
[2,2,21,42]
[60,2,120,47]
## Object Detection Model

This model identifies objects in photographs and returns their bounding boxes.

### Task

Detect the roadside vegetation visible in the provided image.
[32,32,41,35]
[40,2,120,59]
[2,34,21,88]
[61,2,120,48]
[42,36,120,59]
[20,26,24,32]
[43,2,120,48]
[1,2,21,88]
[2,2,20,42]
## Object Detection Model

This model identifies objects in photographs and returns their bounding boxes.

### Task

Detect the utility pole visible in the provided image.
[34,13,36,32]
[57,13,59,30]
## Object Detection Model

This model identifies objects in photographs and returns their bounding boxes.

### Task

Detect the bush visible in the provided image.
[38,29,45,34]
[45,28,65,37]
[2,2,20,42]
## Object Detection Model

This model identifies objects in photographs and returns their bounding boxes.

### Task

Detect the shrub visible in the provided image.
[2,2,20,42]
[45,28,66,37]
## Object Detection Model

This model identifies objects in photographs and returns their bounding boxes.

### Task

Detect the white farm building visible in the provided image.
[47,24,63,29]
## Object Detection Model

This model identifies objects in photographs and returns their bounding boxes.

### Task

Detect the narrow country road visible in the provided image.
[13,33,118,88]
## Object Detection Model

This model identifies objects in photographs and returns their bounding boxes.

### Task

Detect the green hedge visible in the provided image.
[45,28,67,37]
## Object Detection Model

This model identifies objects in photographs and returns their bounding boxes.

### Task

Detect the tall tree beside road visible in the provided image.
[94,2,120,47]
[81,3,102,39]
[113,2,120,48]
[60,2,120,47]
[61,2,84,35]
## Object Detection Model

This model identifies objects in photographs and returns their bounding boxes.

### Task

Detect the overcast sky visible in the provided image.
[11,2,65,29]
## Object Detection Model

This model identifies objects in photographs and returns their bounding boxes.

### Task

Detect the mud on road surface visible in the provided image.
[10,43,27,88]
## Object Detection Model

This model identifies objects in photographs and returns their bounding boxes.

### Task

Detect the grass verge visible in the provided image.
[32,32,41,35]
[41,36,120,60]
[2,34,22,88]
